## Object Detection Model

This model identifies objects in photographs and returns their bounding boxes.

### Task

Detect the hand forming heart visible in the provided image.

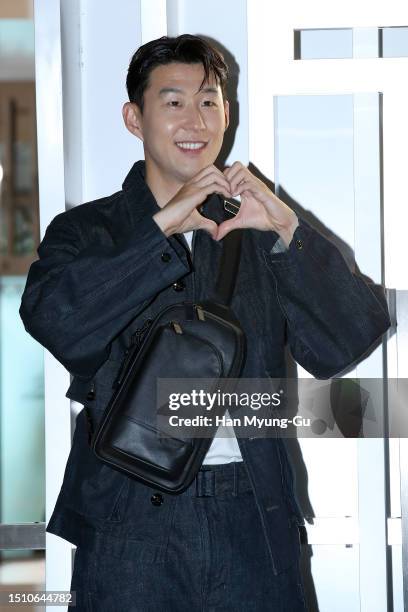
[216,162,299,247]
[153,162,299,247]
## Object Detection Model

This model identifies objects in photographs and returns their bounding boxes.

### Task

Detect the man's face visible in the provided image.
[124,62,229,186]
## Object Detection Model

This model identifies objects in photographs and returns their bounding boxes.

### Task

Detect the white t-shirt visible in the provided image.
[183,230,243,464]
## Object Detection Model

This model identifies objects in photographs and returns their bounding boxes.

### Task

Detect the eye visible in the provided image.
[167,100,181,107]
[202,100,217,107]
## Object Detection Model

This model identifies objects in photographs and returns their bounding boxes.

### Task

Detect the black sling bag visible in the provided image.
[92,227,246,494]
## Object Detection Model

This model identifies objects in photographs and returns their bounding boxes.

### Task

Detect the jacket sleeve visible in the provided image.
[262,217,391,379]
[19,210,190,380]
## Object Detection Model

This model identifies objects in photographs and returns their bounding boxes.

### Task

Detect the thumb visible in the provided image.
[199,218,219,241]
[216,219,237,241]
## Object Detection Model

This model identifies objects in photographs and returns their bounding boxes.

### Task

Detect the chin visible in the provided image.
[179,158,215,179]
[176,166,205,183]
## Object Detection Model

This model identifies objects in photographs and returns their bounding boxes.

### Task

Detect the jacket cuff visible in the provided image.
[260,216,313,268]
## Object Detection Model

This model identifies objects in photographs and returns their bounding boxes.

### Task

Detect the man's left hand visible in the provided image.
[216,162,299,247]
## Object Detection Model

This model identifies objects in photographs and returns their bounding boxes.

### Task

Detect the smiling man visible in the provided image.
[20,34,390,611]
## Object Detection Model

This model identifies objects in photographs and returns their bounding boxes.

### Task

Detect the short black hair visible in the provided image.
[126,34,229,113]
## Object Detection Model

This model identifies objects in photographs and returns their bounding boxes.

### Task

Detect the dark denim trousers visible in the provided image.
[70,461,308,611]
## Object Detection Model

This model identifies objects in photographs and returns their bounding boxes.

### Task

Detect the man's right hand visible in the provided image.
[152,165,231,240]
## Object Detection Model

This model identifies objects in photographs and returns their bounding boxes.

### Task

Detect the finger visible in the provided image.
[182,207,210,227]
[200,180,232,201]
[230,178,256,197]
[192,164,228,185]
[228,169,252,196]
[198,173,232,195]
[198,217,219,240]
[210,165,232,182]
[189,209,219,239]
[172,177,230,216]
[197,170,231,187]
[223,161,245,182]
[216,217,242,241]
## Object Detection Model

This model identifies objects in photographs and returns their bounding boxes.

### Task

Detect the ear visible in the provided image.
[122,102,144,141]
[223,99,230,132]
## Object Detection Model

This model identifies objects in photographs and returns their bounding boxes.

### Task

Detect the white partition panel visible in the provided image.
[33,1,71,609]
[40,0,146,604]
[247,2,405,611]
[168,0,249,166]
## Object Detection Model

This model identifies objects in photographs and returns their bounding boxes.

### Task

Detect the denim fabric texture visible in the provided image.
[19,160,391,592]
[70,461,308,612]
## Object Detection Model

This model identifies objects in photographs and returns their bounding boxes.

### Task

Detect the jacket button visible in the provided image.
[150,493,164,506]
[161,252,171,262]
[86,389,96,401]
[172,280,185,292]
[295,239,303,250]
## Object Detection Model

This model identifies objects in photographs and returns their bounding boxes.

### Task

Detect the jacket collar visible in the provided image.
[122,160,161,221]
[122,160,232,242]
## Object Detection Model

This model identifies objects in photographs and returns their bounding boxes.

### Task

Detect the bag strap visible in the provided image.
[211,227,243,306]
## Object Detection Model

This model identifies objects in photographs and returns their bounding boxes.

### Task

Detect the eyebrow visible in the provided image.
[158,86,219,96]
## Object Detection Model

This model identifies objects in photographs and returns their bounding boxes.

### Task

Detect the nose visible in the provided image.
[182,103,206,131]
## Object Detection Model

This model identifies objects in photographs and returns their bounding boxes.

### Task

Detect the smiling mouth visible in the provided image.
[175,141,208,151]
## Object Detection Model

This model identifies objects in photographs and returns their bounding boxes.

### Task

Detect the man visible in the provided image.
[20,34,390,611]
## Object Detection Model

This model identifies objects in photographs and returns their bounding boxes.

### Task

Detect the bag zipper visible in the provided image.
[114,318,225,391]
[112,318,153,389]
[130,317,154,345]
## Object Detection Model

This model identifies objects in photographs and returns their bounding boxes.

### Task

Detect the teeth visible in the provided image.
[176,142,206,150]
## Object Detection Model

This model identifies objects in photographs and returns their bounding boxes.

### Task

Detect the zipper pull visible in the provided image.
[112,348,133,389]
[130,318,153,345]
[112,318,153,389]
[172,321,183,334]
[196,305,205,321]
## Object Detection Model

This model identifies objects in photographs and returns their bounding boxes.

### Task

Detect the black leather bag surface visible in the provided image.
[92,228,246,494]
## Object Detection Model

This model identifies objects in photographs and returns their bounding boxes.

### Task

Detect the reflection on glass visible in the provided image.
[381,26,408,57]
[14,141,33,193]
[295,28,352,59]
[0,15,44,539]
[13,206,36,255]
[0,20,35,76]
[0,277,45,526]
[0,18,38,274]
[352,28,379,58]
[275,94,355,248]
[0,7,45,592]
[296,26,408,59]
[274,93,381,269]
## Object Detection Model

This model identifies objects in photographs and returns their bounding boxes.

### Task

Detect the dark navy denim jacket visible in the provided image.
[19,160,391,575]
